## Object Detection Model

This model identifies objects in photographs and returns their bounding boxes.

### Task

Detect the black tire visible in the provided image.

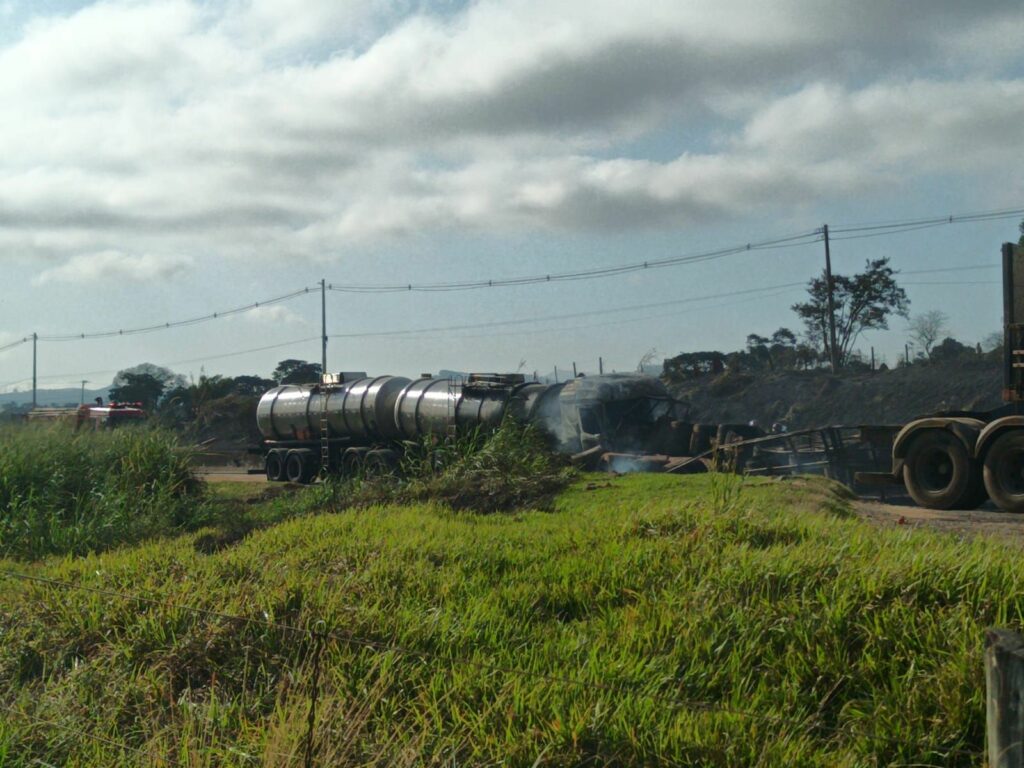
[341,448,367,477]
[365,449,399,476]
[265,451,286,482]
[285,451,313,484]
[902,429,978,510]
[983,430,1024,513]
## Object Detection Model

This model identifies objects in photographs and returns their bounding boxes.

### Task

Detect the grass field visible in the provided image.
[0,425,207,560]
[1,471,1020,766]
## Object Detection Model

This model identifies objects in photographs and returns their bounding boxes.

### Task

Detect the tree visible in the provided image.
[792,258,909,368]
[930,336,972,363]
[272,359,322,384]
[908,310,948,358]
[231,375,276,396]
[109,373,164,409]
[112,363,185,391]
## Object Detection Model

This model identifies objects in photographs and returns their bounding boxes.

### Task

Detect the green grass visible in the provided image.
[0,424,207,559]
[1,472,1018,766]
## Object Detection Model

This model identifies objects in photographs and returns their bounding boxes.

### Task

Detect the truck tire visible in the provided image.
[341,447,368,477]
[366,449,399,476]
[902,430,978,510]
[285,451,315,484]
[983,430,1024,512]
[266,451,286,482]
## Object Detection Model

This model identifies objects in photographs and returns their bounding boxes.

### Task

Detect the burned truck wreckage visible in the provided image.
[255,371,893,485]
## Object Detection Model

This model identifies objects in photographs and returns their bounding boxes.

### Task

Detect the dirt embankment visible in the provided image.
[669,359,1002,429]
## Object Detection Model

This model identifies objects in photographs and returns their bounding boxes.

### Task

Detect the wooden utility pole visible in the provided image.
[80,380,89,405]
[31,332,37,408]
[320,279,327,376]
[986,628,1024,768]
[823,225,839,372]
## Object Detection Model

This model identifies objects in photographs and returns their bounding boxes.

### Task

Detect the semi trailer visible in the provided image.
[255,371,692,483]
[857,242,1024,511]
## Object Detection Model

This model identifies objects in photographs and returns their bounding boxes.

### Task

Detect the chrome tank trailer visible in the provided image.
[256,373,546,444]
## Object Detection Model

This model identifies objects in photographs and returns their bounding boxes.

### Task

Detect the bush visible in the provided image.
[310,420,575,515]
[0,424,207,559]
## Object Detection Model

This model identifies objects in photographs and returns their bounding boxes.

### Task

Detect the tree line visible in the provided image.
[663,256,999,383]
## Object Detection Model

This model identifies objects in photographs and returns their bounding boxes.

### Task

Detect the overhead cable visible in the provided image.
[37,287,314,342]
[327,231,823,293]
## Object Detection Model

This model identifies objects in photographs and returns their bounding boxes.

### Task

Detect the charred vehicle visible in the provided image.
[255,372,691,483]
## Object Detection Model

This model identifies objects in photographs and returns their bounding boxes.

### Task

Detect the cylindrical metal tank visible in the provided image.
[256,376,411,443]
[258,375,556,444]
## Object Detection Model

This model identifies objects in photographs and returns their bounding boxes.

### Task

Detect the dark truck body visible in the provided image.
[854,242,1024,511]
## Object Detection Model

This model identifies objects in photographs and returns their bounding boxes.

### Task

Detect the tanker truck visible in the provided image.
[857,242,1024,511]
[255,372,692,483]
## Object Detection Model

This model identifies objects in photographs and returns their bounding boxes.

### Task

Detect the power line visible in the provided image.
[37,287,314,342]
[327,231,823,293]
[325,282,807,340]
[830,207,1024,234]
[0,336,30,354]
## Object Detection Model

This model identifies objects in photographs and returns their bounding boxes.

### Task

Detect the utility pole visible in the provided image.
[822,225,839,373]
[80,380,89,405]
[320,279,327,376]
[572,362,577,377]
[599,356,604,375]
[31,332,37,409]
[554,366,559,383]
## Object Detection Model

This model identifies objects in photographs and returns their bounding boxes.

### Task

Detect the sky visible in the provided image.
[1,0,1023,393]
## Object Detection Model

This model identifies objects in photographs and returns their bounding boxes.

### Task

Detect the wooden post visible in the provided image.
[986,628,1024,768]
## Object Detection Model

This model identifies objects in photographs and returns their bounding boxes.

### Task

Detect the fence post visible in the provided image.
[986,628,1024,768]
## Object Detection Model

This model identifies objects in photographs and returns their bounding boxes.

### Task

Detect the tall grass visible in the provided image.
[313,420,576,514]
[0,424,207,559]
[1,473,1018,765]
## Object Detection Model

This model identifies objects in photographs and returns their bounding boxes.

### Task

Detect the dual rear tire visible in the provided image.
[265,449,315,484]
[982,431,1024,513]
[902,430,985,510]
[902,428,1024,512]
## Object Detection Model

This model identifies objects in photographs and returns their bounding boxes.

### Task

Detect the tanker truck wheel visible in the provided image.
[285,450,315,484]
[366,449,400,476]
[265,450,286,482]
[902,430,978,510]
[341,447,368,477]
[983,430,1024,512]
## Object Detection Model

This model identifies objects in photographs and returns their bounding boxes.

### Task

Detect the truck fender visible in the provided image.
[975,416,1024,460]
[892,417,985,473]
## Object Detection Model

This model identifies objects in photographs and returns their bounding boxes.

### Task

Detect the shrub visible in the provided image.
[0,424,207,559]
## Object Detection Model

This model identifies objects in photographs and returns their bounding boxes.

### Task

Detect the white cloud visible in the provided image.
[0,0,1022,262]
[237,305,307,325]
[34,251,193,284]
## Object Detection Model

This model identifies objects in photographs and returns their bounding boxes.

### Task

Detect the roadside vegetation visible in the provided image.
[0,424,207,559]
[1,471,1019,766]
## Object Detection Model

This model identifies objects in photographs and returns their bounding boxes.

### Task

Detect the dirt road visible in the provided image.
[195,468,267,483]
[854,497,1024,540]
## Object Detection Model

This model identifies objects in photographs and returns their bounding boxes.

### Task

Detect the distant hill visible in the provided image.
[668,359,1002,429]
[0,386,111,408]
